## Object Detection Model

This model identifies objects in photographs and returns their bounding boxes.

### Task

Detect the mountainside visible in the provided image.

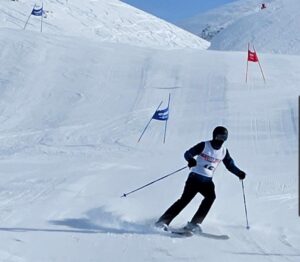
[0,0,299,261]
[0,0,209,49]
[0,27,299,261]
[178,0,300,55]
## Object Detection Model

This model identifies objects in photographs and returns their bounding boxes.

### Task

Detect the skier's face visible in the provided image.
[211,134,227,149]
[211,139,224,149]
[214,133,228,142]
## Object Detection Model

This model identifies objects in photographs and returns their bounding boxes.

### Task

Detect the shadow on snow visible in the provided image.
[0,207,159,236]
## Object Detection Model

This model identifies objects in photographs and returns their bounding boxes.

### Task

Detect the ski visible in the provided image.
[195,232,229,240]
[167,227,229,240]
[154,224,229,240]
[169,228,193,237]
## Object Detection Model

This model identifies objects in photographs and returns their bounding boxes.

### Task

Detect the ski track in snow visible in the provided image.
[0,41,299,260]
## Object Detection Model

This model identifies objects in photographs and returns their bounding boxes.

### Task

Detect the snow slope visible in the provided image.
[178,0,300,55]
[0,0,209,49]
[0,26,299,261]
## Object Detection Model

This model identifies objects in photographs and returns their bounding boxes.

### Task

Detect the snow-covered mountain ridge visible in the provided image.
[178,0,300,55]
[0,0,209,49]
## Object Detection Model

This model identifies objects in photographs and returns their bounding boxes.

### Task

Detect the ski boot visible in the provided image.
[183,222,202,234]
[154,220,169,231]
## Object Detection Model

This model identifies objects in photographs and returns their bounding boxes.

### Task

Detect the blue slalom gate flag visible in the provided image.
[31,6,44,16]
[152,107,169,121]
[24,4,45,32]
[137,94,171,144]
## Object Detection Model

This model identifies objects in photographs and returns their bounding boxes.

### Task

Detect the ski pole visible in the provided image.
[121,166,188,198]
[241,180,250,230]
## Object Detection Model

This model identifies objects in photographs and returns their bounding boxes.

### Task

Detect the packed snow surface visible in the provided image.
[0,26,299,261]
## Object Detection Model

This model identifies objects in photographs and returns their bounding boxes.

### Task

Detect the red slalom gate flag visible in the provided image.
[246,44,266,83]
[248,49,259,62]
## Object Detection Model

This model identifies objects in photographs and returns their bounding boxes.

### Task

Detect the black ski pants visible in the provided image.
[158,172,216,225]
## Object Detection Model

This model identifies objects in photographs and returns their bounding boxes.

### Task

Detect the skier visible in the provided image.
[261,3,266,10]
[155,126,246,233]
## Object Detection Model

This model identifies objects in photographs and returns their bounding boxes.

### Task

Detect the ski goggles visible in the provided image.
[214,134,228,142]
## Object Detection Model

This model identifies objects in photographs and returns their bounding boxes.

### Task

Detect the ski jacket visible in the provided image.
[184,141,242,179]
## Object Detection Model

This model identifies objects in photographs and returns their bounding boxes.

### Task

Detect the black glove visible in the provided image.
[237,171,246,180]
[187,158,197,168]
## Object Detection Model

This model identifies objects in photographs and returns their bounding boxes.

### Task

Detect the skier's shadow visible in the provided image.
[0,207,158,236]
[49,206,155,235]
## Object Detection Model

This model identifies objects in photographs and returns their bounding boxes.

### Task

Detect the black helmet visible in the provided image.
[213,126,228,142]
